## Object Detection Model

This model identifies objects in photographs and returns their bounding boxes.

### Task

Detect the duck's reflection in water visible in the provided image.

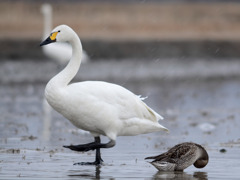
[193,171,208,180]
[152,171,208,180]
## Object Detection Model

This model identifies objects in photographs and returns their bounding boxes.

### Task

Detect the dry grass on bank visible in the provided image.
[1,2,240,40]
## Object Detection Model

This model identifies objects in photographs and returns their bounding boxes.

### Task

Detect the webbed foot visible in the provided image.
[63,144,94,152]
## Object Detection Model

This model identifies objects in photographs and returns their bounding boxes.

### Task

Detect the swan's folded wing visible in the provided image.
[68,81,164,122]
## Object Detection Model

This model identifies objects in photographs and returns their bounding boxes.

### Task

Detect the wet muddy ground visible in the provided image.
[0,59,240,179]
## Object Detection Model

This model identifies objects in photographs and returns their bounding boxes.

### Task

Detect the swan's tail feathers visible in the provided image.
[149,107,164,122]
[137,95,168,131]
[140,100,164,121]
[158,123,169,132]
[139,95,164,121]
[157,113,164,120]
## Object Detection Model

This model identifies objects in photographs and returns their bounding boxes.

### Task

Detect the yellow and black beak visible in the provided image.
[40,31,58,46]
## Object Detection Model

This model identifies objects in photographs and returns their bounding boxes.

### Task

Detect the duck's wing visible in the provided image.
[145,152,168,161]
[145,144,186,161]
[167,142,197,160]
[145,143,196,162]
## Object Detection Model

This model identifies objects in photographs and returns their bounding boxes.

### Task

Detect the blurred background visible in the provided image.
[1,0,240,179]
[1,0,240,59]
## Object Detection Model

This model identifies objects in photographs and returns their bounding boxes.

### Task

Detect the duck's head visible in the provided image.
[40,25,75,46]
[193,145,209,168]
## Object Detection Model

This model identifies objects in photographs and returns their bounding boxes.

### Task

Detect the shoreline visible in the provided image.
[1,39,240,60]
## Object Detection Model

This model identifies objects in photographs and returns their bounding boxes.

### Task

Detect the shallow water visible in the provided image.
[0,59,240,179]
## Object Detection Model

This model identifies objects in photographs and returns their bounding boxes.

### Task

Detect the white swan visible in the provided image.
[40,25,168,165]
[41,4,89,64]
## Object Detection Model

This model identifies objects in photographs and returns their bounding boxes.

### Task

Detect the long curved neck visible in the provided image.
[43,9,52,39]
[48,33,82,88]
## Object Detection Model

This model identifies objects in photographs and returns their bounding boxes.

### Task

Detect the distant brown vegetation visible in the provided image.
[1,2,240,40]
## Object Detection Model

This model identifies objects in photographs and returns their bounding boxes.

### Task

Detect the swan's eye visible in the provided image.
[58,30,60,33]
[50,31,59,41]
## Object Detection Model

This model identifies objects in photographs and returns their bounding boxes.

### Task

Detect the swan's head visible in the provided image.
[40,25,75,46]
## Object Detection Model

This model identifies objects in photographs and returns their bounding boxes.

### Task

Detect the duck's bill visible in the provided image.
[40,36,56,46]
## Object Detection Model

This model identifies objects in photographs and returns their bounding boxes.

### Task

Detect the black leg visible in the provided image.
[95,137,103,164]
[64,137,115,165]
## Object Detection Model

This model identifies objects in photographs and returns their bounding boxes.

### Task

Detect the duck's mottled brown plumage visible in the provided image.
[145,142,209,171]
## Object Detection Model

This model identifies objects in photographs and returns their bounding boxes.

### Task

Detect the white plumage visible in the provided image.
[41,4,89,64]
[40,24,168,165]
[46,81,166,139]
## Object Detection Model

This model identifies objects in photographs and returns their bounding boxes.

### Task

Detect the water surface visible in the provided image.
[0,59,240,179]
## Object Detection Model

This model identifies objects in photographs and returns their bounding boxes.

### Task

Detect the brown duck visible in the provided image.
[145,142,209,171]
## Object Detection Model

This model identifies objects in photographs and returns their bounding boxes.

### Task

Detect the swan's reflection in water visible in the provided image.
[68,166,102,179]
[41,98,52,142]
[152,171,208,180]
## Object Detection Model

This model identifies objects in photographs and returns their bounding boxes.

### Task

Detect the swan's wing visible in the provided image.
[67,81,163,122]
[101,82,163,122]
